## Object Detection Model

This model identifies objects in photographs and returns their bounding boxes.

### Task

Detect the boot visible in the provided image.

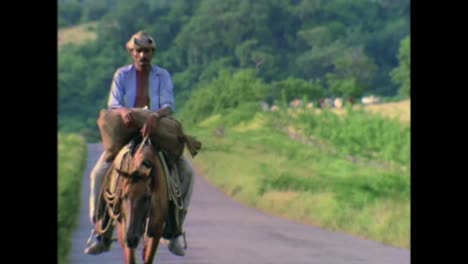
[167,208,188,256]
[168,232,187,256]
[84,229,111,255]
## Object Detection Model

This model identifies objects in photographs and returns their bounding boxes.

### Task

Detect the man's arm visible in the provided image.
[141,106,171,138]
[157,69,175,116]
[141,69,175,137]
[107,69,134,126]
[107,70,126,109]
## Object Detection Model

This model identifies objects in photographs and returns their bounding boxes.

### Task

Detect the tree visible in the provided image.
[390,35,410,97]
[272,77,324,103]
[327,46,378,96]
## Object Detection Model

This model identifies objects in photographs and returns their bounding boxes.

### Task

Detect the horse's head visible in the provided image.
[115,137,158,248]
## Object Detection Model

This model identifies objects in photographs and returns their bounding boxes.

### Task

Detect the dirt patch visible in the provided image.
[58,22,98,50]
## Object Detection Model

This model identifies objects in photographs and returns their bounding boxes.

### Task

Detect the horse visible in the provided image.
[96,135,170,264]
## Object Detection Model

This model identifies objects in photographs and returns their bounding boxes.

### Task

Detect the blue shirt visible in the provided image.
[107,64,175,112]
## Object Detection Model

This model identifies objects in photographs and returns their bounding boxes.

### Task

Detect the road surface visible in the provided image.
[68,143,410,264]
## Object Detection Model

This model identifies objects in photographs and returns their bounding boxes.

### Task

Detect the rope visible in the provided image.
[159,152,184,210]
[94,150,129,235]
[95,141,184,238]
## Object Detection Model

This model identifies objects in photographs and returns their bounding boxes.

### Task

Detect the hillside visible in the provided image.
[58,22,98,51]
[58,1,410,142]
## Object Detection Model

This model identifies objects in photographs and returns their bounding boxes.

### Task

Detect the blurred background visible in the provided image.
[58,0,410,263]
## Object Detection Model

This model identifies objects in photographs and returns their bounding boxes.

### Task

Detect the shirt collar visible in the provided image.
[132,63,159,75]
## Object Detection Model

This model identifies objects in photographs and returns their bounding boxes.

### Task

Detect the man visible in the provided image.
[84,31,194,257]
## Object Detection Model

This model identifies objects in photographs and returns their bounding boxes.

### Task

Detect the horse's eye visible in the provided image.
[142,160,152,168]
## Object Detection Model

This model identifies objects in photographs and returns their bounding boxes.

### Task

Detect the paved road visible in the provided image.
[69,144,410,264]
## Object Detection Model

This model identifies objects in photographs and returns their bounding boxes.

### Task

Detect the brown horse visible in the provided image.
[100,136,170,264]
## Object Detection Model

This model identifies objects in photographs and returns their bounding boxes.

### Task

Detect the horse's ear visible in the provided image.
[115,168,131,178]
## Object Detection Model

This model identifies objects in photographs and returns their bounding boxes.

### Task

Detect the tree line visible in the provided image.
[58,0,410,141]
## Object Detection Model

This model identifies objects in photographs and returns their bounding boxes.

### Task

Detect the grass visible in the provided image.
[58,133,87,264]
[329,99,410,124]
[58,22,98,51]
[188,99,410,249]
[362,99,410,124]
[276,101,410,164]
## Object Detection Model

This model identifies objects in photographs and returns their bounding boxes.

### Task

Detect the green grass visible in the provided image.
[58,133,87,264]
[189,106,410,249]
[276,106,410,164]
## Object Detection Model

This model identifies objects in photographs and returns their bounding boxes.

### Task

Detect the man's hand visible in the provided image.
[118,108,134,127]
[141,113,160,138]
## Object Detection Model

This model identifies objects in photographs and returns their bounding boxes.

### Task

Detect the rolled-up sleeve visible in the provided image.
[107,70,125,109]
[159,69,175,112]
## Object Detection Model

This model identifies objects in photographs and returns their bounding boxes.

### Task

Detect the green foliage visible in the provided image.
[366,16,409,96]
[391,35,410,97]
[263,170,409,209]
[295,41,347,79]
[295,107,410,164]
[58,133,87,264]
[326,75,362,98]
[327,46,378,94]
[222,102,261,126]
[298,25,333,47]
[272,77,324,103]
[58,0,410,141]
[58,0,122,27]
[235,39,260,67]
[178,69,268,124]
[58,0,83,27]
[81,1,108,22]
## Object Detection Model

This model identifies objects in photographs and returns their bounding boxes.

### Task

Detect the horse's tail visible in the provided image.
[181,135,202,158]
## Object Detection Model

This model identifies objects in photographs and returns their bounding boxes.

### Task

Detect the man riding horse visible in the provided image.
[85,31,195,257]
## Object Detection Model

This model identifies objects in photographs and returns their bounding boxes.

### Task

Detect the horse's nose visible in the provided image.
[126,236,139,248]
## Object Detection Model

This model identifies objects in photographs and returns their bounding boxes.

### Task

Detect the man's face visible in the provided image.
[131,47,154,69]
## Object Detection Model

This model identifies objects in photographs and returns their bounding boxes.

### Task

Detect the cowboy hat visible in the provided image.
[126,31,156,51]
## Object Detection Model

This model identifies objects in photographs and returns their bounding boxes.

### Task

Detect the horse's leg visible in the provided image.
[117,222,137,264]
[142,236,161,264]
[142,224,164,264]
[126,248,136,264]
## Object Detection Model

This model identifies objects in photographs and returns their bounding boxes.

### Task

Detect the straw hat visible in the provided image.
[126,31,156,51]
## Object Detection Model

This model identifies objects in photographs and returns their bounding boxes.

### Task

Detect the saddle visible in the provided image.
[97,108,201,162]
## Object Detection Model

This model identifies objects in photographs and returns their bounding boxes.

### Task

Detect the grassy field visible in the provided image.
[320,99,410,124]
[58,133,87,264]
[58,22,98,51]
[189,99,410,249]
[362,99,410,123]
